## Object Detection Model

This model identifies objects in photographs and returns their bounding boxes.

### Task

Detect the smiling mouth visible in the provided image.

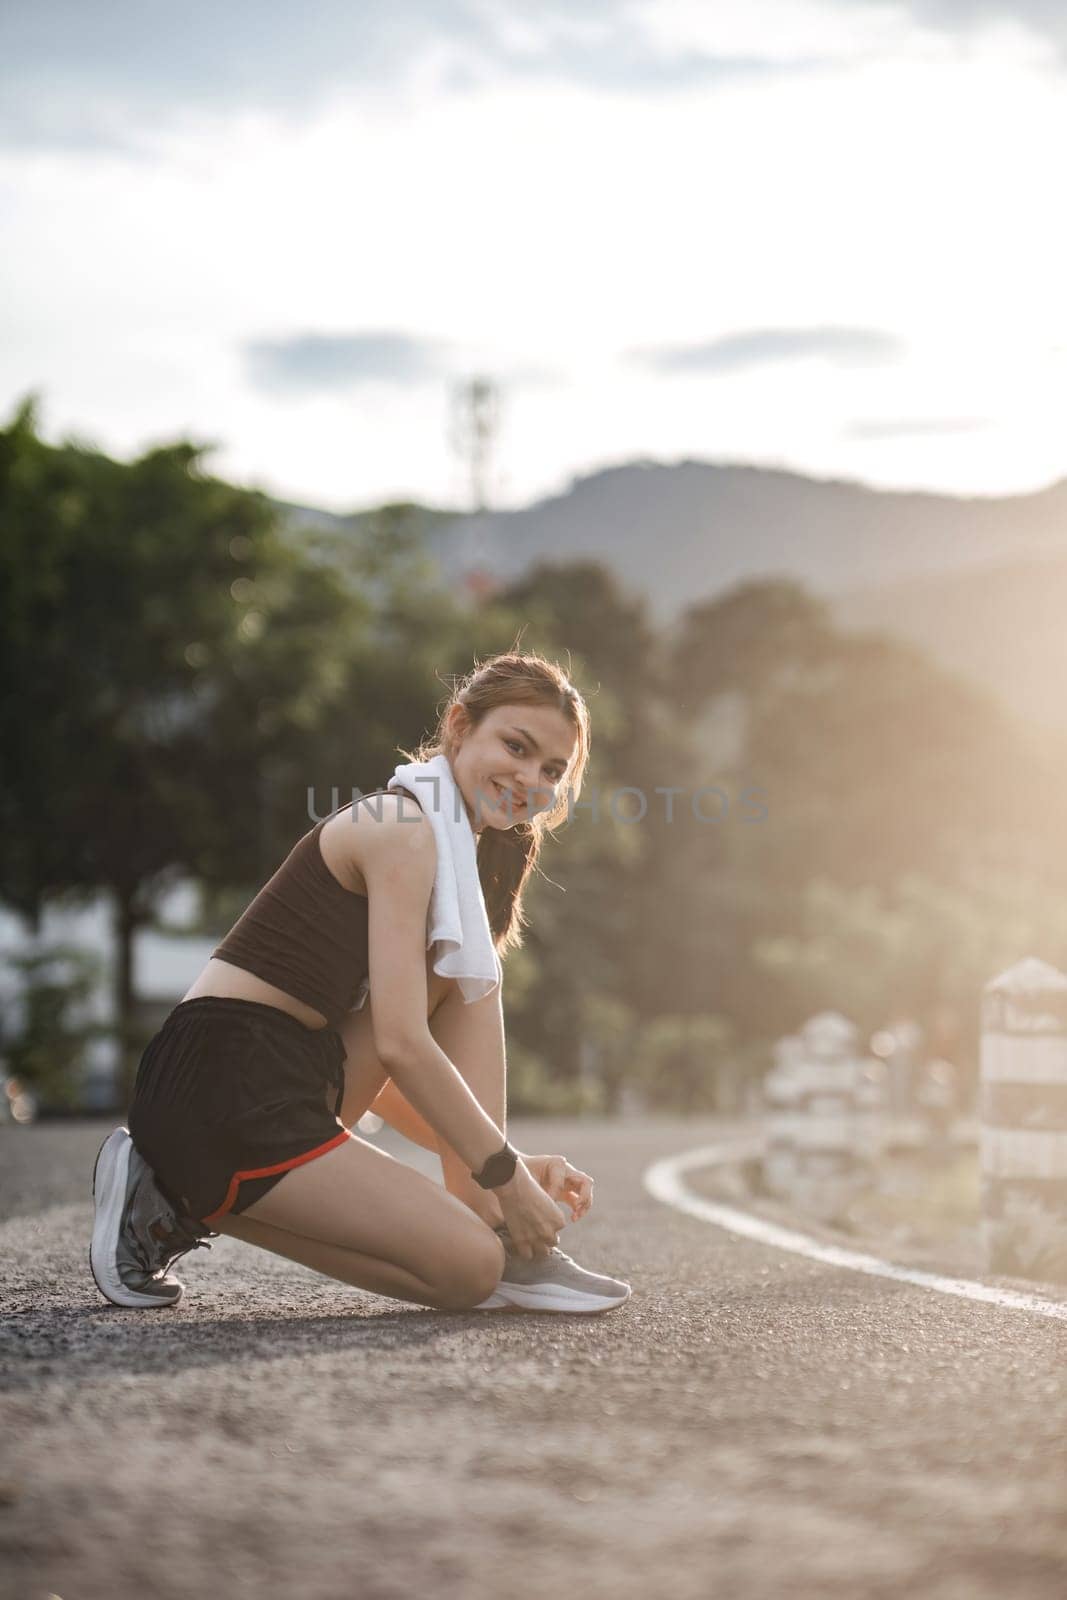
[492,781,525,810]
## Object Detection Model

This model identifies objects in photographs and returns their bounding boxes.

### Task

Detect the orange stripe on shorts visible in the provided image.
[201,1128,352,1224]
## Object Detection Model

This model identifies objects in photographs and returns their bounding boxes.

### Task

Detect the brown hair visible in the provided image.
[399,650,591,957]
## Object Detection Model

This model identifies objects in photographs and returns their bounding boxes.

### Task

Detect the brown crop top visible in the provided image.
[210,786,419,1028]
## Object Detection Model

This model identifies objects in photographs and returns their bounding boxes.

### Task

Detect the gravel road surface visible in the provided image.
[2,1115,1066,1600]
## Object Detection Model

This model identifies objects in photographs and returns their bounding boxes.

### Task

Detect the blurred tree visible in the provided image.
[745,629,1051,893]
[671,575,1067,897]
[257,500,483,841]
[664,574,1067,1058]
[496,559,657,751]
[635,1011,737,1114]
[578,991,637,1115]
[0,395,367,1090]
[670,577,836,719]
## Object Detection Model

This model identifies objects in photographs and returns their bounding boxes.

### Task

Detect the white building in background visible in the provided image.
[0,879,216,1111]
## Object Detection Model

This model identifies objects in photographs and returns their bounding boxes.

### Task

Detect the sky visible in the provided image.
[2,0,1065,514]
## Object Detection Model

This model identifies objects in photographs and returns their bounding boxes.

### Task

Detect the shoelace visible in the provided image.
[137,1210,219,1280]
[494,1223,570,1264]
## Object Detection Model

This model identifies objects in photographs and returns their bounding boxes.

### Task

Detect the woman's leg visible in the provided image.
[425,979,508,1229]
[228,1135,505,1311]
[214,952,506,1309]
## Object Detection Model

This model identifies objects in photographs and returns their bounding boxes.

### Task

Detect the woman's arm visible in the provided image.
[346,794,574,1256]
[368,1077,594,1222]
[369,1078,439,1150]
[356,796,508,1173]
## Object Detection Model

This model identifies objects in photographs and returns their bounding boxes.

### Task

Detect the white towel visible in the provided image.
[381,751,502,1004]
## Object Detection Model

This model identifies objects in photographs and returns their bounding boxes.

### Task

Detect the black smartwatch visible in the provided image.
[472,1140,519,1189]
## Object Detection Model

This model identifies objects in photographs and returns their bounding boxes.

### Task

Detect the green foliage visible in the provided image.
[577,992,637,1114]
[1,944,106,1111]
[670,577,835,715]
[0,397,365,913]
[505,1038,607,1116]
[633,1011,737,1114]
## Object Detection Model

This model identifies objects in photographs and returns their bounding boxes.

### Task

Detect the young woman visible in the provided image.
[91,652,631,1315]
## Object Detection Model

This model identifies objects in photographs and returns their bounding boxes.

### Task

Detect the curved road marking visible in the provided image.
[643,1140,1067,1324]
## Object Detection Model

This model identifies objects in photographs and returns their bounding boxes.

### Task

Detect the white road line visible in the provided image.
[643,1140,1067,1325]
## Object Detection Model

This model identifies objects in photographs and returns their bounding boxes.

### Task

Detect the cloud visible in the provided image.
[0,1,829,156]
[832,0,1067,56]
[243,331,450,394]
[844,416,990,438]
[629,326,904,374]
[241,332,565,396]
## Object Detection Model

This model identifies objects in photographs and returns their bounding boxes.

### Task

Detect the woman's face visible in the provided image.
[449,702,578,833]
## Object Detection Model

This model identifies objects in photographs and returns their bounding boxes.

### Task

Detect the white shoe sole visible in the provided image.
[475,1280,632,1313]
[90,1128,182,1309]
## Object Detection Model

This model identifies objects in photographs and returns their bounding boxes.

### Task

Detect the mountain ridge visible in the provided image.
[274,457,1067,621]
[273,456,1067,732]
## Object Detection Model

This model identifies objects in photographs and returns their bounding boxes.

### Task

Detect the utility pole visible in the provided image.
[448,375,500,513]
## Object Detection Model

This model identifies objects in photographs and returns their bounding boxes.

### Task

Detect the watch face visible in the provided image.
[478,1144,516,1187]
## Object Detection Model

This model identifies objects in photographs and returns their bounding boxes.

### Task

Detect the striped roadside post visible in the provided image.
[916,1058,957,1154]
[854,1056,889,1170]
[981,957,1067,1280]
[792,1012,862,1218]
[761,1034,806,1196]
[762,1013,863,1218]
[884,1017,923,1123]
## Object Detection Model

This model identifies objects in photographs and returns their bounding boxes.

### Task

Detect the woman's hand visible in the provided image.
[519,1152,594,1221]
[494,1161,569,1260]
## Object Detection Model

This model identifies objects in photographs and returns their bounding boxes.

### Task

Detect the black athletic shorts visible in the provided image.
[127,996,351,1227]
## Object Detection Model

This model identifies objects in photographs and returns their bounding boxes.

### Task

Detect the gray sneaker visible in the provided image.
[475,1224,631,1313]
[90,1127,217,1308]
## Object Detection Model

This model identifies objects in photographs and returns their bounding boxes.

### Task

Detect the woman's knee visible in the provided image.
[435,1227,506,1311]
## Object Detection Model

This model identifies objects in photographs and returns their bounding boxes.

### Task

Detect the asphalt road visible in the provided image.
[2,1115,1066,1600]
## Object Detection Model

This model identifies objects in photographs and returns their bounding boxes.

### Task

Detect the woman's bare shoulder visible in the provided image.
[320,789,431,895]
